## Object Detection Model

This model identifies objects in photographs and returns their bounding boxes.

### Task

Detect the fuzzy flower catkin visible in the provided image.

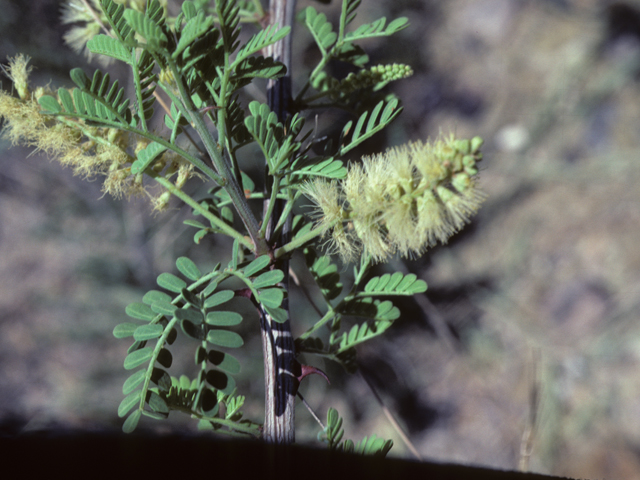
[0,55,195,210]
[304,134,485,263]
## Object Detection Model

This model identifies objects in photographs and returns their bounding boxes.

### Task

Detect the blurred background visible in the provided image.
[2,0,640,478]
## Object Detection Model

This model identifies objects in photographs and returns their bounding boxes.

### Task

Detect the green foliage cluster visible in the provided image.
[0,0,484,455]
[320,407,393,456]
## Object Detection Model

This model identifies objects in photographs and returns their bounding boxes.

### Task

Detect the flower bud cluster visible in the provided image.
[304,134,484,263]
[312,64,413,100]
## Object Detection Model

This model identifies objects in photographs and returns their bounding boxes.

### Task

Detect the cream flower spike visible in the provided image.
[304,134,485,263]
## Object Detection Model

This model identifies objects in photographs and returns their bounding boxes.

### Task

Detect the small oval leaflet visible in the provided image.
[203,289,234,309]
[122,410,141,433]
[207,329,244,348]
[374,300,399,321]
[207,350,241,375]
[205,311,243,326]
[133,323,164,341]
[148,391,169,414]
[242,255,271,277]
[122,369,146,395]
[124,347,154,370]
[118,390,142,417]
[252,269,284,289]
[38,95,62,113]
[181,319,205,340]
[143,290,172,305]
[157,272,187,293]
[176,256,201,281]
[174,307,204,324]
[150,300,177,316]
[257,288,284,308]
[264,306,288,323]
[113,322,139,339]
[205,369,236,395]
[126,302,157,321]
[157,348,173,368]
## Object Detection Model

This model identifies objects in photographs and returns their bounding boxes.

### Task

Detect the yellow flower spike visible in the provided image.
[302,133,485,263]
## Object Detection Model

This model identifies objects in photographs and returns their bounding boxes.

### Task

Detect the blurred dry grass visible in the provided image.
[3,0,640,478]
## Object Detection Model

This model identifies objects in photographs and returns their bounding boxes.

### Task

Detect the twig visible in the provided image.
[359,367,422,461]
[297,391,325,430]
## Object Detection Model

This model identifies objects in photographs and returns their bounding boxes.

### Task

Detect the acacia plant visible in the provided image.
[0,0,484,452]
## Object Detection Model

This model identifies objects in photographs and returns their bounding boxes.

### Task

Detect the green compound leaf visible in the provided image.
[59,68,133,125]
[324,407,345,448]
[157,272,187,293]
[125,302,156,321]
[345,16,409,42]
[252,269,284,289]
[176,256,202,281]
[203,290,235,309]
[133,323,164,341]
[305,248,343,301]
[113,322,139,338]
[205,311,243,326]
[118,390,142,417]
[234,24,291,66]
[207,329,244,348]
[362,272,427,296]
[234,56,286,82]
[256,288,284,309]
[340,0,360,28]
[207,350,241,375]
[242,255,271,277]
[87,34,132,64]
[123,8,167,51]
[124,347,154,370]
[131,141,167,174]
[291,157,347,179]
[305,7,337,53]
[351,434,394,456]
[173,10,215,59]
[122,369,146,395]
[323,406,393,456]
[99,0,134,45]
[335,318,394,352]
[341,298,400,322]
[339,98,402,155]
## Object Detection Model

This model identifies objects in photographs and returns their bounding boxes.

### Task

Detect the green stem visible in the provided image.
[273,220,337,259]
[153,176,253,250]
[260,175,281,238]
[297,308,337,341]
[165,58,266,254]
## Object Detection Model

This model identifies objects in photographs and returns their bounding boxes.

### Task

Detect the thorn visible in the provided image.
[296,363,330,385]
